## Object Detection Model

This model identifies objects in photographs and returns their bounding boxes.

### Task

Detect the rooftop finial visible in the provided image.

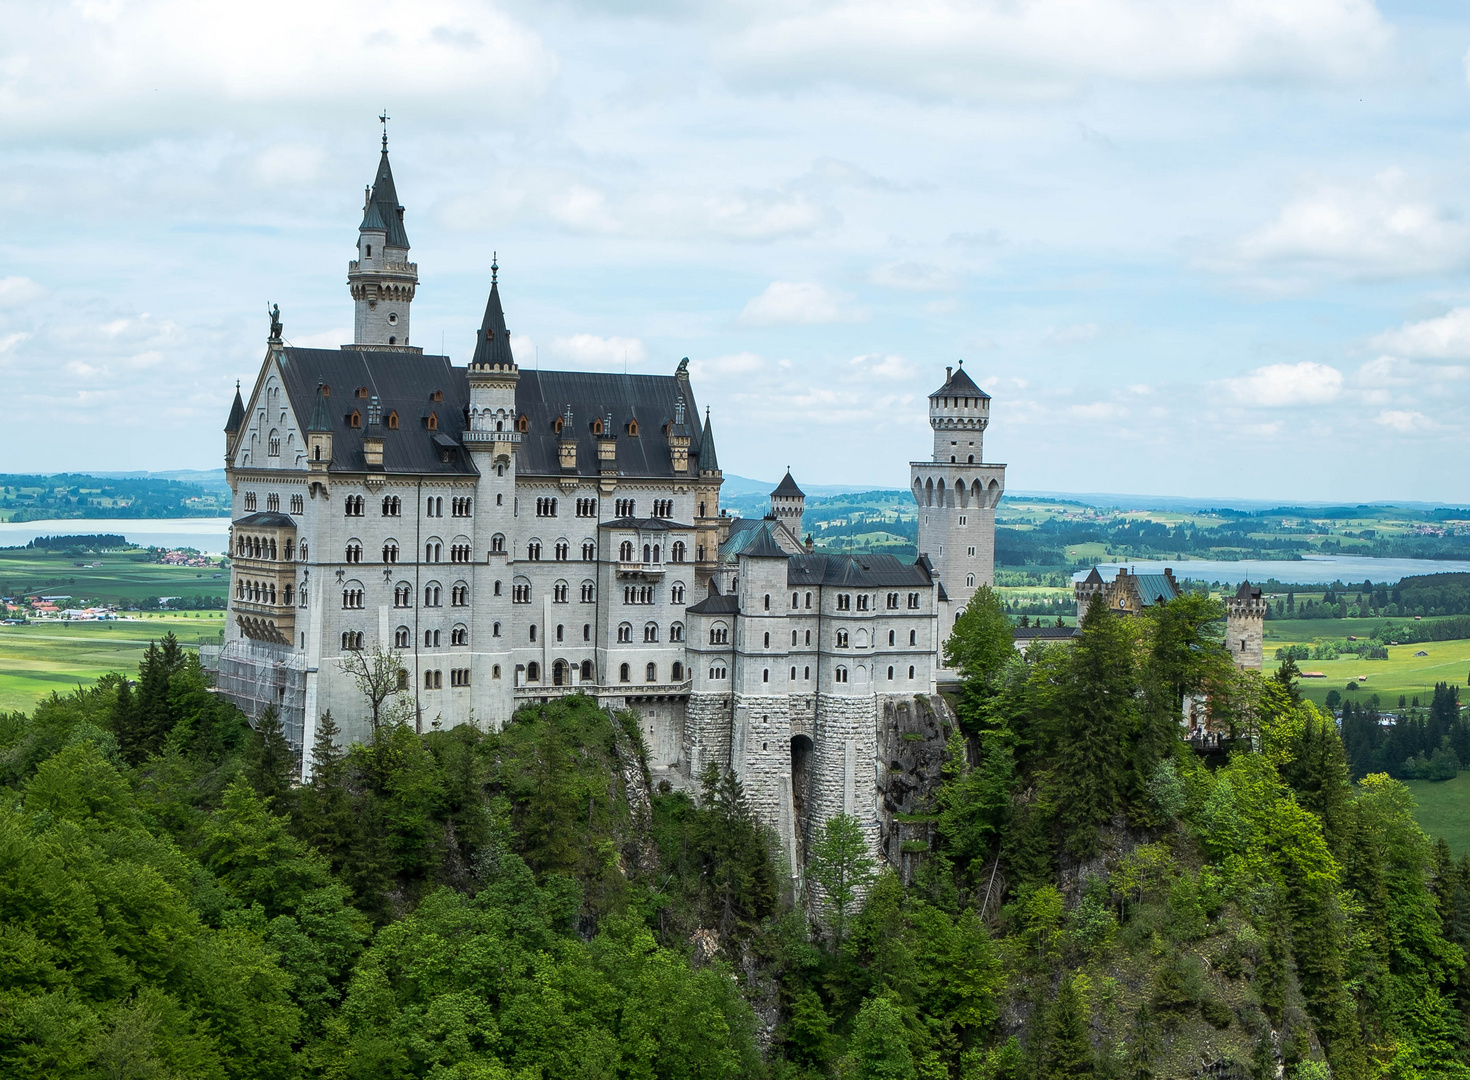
[492,252,498,285]
[379,110,390,150]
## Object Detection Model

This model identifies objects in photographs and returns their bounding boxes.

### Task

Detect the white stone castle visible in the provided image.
[216,137,1006,869]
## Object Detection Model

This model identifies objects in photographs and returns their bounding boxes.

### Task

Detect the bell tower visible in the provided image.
[348,115,419,349]
[911,363,1006,656]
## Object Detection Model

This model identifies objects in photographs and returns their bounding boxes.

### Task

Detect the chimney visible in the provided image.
[945,365,952,381]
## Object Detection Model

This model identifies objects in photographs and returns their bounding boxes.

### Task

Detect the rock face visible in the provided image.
[875,693,954,882]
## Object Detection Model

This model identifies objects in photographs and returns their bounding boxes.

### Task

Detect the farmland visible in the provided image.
[0,546,229,608]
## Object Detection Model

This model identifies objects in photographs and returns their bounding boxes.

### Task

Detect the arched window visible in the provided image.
[671,582,685,604]
[452,625,468,646]
[763,631,770,647]
[835,666,848,683]
[581,660,593,681]
[909,629,917,645]
[644,622,659,643]
[493,664,501,678]
[645,662,657,683]
[394,626,410,648]
[836,629,849,648]
[762,669,769,683]
[491,533,505,553]
[527,661,540,683]
[966,573,976,588]
[805,592,812,609]
[672,662,684,682]
[618,623,632,643]
[763,594,770,611]
[672,541,685,562]
[804,666,810,680]
[887,666,895,680]
[889,629,896,645]
[529,624,537,642]
[619,663,630,683]
[619,541,634,562]
[553,660,567,686]
[643,543,651,563]
[670,622,684,642]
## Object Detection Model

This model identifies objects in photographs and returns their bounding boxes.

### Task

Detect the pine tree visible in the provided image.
[808,812,877,946]
[1123,1002,1161,1080]
[246,706,296,807]
[1038,973,1094,1078]
[296,711,354,873]
[1280,715,1352,856]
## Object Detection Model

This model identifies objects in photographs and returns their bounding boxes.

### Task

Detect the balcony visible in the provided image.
[617,562,665,577]
[461,428,521,446]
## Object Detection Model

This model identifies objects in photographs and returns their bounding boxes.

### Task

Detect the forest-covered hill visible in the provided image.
[0,594,1467,1079]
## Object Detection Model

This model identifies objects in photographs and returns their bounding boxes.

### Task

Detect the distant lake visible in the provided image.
[0,517,232,554]
[1075,555,1470,587]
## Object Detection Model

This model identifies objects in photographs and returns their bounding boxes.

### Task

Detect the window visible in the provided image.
[835,666,848,683]
[887,592,899,609]
[959,515,967,526]
[619,663,630,683]
[908,665,915,680]
[529,625,537,642]
[345,542,362,563]
[451,625,468,646]
[554,581,568,603]
[452,497,471,516]
[526,661,540,683]
[582,541,595,561]
[576,498,596,517]
[709,665,726,680]
[341,631,364,650]
[670,621,684,642]
[698,501,707,517]
[397,669,408,690]
[644,622,659,643]
[619,540,634,562]
[623,585,654,605]
[555,541,569,561]
[425,541,442,562]
[382,495,401,516]
[493,664,501,679]
[536,497,558,517]
[425,584,442,606]
[394,584,412,607]
[382,542,398,563]
[836,629,849,648]
[290,494,304,515]
[646,663,658,683]
[652,499,672,517]
[763,593,771,611]
[516,413,529,432]
[672,541,685,562]
[966,574,975,588]
[909,629,917,645]
[493,621,501,637]
[580,660,593,680]
[967,546,975,557]
[268,431,281,456]
[427,496,442,517]
[672,662,684,682]
[395,626,410,648]
[790,666,797,681]
[763,631,770,648]
[556,624,564,642]
[887,666,895,680]
[708,624,728,645]
[244,492,257,511]
[908,592,920,609]
[450,668,471,687]
[837,594,851,611]
[615,498,636,517]
[762,669,769,683]
[425,629,440,647]
[345,495,364,516]
[889,630,896,645]
[527,541,541,561]
[341,589,364,609]
[491,534,506,554]
[387,411,399,430]
[451,584,468,606]
[643,543,651,563]
[671,582,685,604]
[425,669,442,690]
[266,493,279,512]
[584,624,591,641]
[618,623,633,643]
[581,582,595,602]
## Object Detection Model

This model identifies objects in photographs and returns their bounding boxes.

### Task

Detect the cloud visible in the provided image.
[871,261,955,291]
[1068,403,1114,420]
[288,327,351,350]
[1369,307,1470,360]
[714,0,1389,100]
[1219,170,1470,282]
[0,0,559,137]
[549,334,649,366]
[739,281,864,327]
[250,142,329,188]
[1376,409,1430,432]
[1217,362,1343,406]
[0,277,44,309]
[849,353,915,379]
[690,351,765,377]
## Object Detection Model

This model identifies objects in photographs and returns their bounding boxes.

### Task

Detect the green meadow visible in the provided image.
[0,548,228,606]
[0,613,225,714]
[1403,772,1470,858]
[1263,616,1470,707]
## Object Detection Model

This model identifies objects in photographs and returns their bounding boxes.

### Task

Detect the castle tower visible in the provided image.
[348,127,419,348]
[463,259,521,728]
[1226,581,1266,670]
[911,363,1005,656]
[694,407,724,587]
[1074,566,1105,621]
[224,381,245,463]
[770,470,805,535]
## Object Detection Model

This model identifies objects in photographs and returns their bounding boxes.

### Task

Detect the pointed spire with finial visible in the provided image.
[225,380,246,435]
[699,406,720,473]
[471,253,515,368]
[359,114,409,249]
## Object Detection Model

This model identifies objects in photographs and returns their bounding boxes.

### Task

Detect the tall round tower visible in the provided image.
[1226,581,1267,670]
[348,126,419,349]
[911,363,1006,655]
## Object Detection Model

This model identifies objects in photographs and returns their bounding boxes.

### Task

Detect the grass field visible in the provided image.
[1263,616,1470,707]
[0,613,225,714]
[1403,773,1470,858]
[0,550,228,606]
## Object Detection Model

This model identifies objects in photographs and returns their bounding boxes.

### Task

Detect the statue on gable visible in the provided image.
[267,303,283,342]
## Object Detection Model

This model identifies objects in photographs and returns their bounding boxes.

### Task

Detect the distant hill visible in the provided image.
[0,472,230,522]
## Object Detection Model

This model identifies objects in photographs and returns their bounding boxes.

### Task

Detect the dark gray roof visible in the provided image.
[278,347,475,476]
[512,369,703,479]
[225,383,245,433]
[1236,580,1263,600]
[234,511,296,529]
[307,383,332,433]
[786,553,932,588]
[687,592,740,615]
[360,151,409,249]
[931,363,989,400]
[699,408,719,471]
[1013,625,1079,641]
[772,470,804,498]
[740,530,790,559]
[598,517,685,532]
[470,277,515,368]
[1081,567,1104,585]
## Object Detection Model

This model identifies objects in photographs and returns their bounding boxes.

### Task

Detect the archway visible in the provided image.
[791,734,814,859]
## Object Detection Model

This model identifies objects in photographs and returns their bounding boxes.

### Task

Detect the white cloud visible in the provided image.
[250,142,328,188]
[1217,362,1343,406]
[871,261,955,291]
[0,276,44,309]
[549,334,649,366]
[1221,170,1470,282]
[288,327,351,350]
[691,351,765,377]
[849,353,915,379]
[715,0,1389,99]
[1369,307,1470,360]
[739,281,863,327]
[1375,409,1430,432]
[0,331,29,354]
[1068,402,1114,420]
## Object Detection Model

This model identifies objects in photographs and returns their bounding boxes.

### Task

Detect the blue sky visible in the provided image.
[2,0,1468,501]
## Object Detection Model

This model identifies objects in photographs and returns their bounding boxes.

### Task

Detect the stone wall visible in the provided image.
[683,691,732,782]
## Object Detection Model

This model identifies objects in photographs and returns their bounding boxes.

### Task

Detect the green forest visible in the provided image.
[0,473,230,522]
[1,592,1467,1079]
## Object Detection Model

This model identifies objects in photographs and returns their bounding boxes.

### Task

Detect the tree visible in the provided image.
[808,813,877,945]
[846,995,915,1080]
[944,585,1016,688]
[338,643,410,735]
[1037,973,1093,1078]
[246,705,296,805]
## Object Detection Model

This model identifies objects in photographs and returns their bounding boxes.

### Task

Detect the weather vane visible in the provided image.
[379,110,390,150]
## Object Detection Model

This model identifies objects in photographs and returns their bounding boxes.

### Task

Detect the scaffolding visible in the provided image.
[211,638,309,757]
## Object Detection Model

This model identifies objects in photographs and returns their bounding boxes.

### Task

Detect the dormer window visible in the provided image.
[592,418,604,435]
[627,419,639,436]
[552,416,564,434]
[349,410,361,428]
[386,411,399,430]
[431,390,443,402]
[517,414,529,433]
[426,412,439,431]
[356,386,369,398]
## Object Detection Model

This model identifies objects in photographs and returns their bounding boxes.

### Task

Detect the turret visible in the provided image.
[224,381,245,461]
[770,470,805,534]
[463,257,521,466]
[347,126,419,349]
[929,362,990,464]
[1226,581,1267,670]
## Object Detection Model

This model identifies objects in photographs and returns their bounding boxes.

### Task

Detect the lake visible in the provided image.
[0,517,232,554]
[1074,555,1470,587]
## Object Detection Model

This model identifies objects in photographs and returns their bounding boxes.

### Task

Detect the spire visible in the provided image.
[699,407,720,472]
[359,144,409,249]
[470,262,515,368]
[772,468,804,499]
[307,384,333,433]
[224,380,245,434]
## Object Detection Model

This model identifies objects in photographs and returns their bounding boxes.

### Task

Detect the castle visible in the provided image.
[214,136,1006,871]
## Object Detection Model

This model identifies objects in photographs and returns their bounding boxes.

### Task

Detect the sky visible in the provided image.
[2,0,1469,502]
